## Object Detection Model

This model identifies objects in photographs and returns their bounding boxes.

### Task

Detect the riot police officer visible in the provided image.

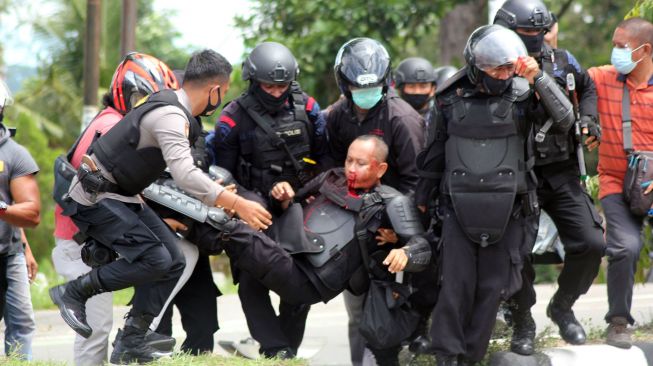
[210,41,327,359]
[495,0,605,354]
[394,57,438,135]
[328,38,426,364]
[416,25,574,365]
[328,37,425,195]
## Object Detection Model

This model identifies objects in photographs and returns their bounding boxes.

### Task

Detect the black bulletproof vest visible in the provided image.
[236,84,313,192]
[440,80,533,246]
[534,46,575,166]
[92,90,200,195]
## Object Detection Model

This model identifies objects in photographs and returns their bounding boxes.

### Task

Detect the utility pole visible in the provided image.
[121,0,137,57]
[81,0,102,130]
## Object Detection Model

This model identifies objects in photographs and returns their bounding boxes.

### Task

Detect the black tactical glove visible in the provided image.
[581,115,601,142]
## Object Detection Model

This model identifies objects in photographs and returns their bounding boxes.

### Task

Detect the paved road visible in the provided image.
[3,284,652,365]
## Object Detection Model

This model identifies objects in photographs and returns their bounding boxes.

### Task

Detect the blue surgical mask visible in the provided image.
[351,86,383,110]
[611,44,645,75]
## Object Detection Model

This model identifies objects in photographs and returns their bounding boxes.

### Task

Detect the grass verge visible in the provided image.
[0,353,307,366]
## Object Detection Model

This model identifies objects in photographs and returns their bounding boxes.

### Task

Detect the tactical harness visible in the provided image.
[235,81,314,192]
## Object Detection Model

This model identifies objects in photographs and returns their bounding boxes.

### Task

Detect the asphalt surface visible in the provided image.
[3,284,653,365]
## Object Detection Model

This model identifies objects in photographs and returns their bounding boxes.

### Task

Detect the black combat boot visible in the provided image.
[113,328,176,352]
[546,291,586,345]
[110,313,172,364]
[261,346,295,359]
[49,269,104,338]
[409,311,432,354]
[510,307,536,356]
[436,354,458,366]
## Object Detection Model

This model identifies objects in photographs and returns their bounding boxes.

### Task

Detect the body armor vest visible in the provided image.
[440,78,533,246]
[92,90,200,195]
[534,46,575,166]
[236,82,313,192]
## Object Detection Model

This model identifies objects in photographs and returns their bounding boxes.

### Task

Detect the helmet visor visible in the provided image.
[473,28,527,70]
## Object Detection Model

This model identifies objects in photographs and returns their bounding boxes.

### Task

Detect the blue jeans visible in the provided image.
[3,252,35,360]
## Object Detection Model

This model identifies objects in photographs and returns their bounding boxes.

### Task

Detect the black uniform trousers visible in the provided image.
[156,254,220,354]
[70,199,185,317]
[233,190,312,355]
[511,179,605,310]
[430,200,531,362]
[237,271,310,355]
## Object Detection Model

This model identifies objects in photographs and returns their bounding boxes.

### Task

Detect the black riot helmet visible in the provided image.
[494,0,552,31]
[434,66,458,86]
[334,37,391,98]
[464,25,527,85]
[242,42,299,84]
[393,57,437,88]
[494,0,553,54]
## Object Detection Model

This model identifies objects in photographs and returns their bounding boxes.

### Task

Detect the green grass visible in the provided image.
[0,353,307,366]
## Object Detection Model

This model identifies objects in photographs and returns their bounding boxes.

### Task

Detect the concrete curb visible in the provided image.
[489,343,653,366]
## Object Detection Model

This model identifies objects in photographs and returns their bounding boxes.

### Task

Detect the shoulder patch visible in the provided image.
[219,115,236,128]
[306,96,316,112]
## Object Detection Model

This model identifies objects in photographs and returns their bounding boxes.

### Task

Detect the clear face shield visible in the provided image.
[473,28,528,76]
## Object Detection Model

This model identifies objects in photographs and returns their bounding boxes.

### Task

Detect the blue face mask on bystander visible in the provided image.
[611,44,645,75]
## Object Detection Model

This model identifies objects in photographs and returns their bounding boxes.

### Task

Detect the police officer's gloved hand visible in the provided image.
[581,115,601,141]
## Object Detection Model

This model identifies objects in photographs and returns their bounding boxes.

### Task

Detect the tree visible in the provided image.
[19,0,190,147]
[1,0,192,259]
[550,0,632,67]
[627,0,653,20]
[235,0,465,106]
[438,0,486,66]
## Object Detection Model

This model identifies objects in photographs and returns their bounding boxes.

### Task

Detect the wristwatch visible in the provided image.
[0,200,8,214]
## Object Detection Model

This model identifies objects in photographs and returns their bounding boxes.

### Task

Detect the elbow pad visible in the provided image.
[534,72,574,131]
[403,236,432,272]
[386,195,425,240]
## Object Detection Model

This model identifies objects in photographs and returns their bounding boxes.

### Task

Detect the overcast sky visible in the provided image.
[1,0,253,68]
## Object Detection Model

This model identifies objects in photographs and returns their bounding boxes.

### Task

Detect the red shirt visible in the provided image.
[54,107,123,239]
[589,65,653,199]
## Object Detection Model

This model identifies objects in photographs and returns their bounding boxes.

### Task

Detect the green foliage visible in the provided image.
[627,0,653,20]
[551,0,633,68]
[22,0,191,147]
[235,0,463,106]
[3,108,62,260]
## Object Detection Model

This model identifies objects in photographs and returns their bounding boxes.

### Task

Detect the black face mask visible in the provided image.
[199,86,222,117]
[401,93,431,111]
[480,73,512,96]
[519,32,545,54]
[252,83,291,113]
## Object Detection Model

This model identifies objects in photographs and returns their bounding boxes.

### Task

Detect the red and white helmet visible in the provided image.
[110,52,178,114]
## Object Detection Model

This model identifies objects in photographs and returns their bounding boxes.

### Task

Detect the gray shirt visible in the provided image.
[69,89,223,207]
[0,125,39,255]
